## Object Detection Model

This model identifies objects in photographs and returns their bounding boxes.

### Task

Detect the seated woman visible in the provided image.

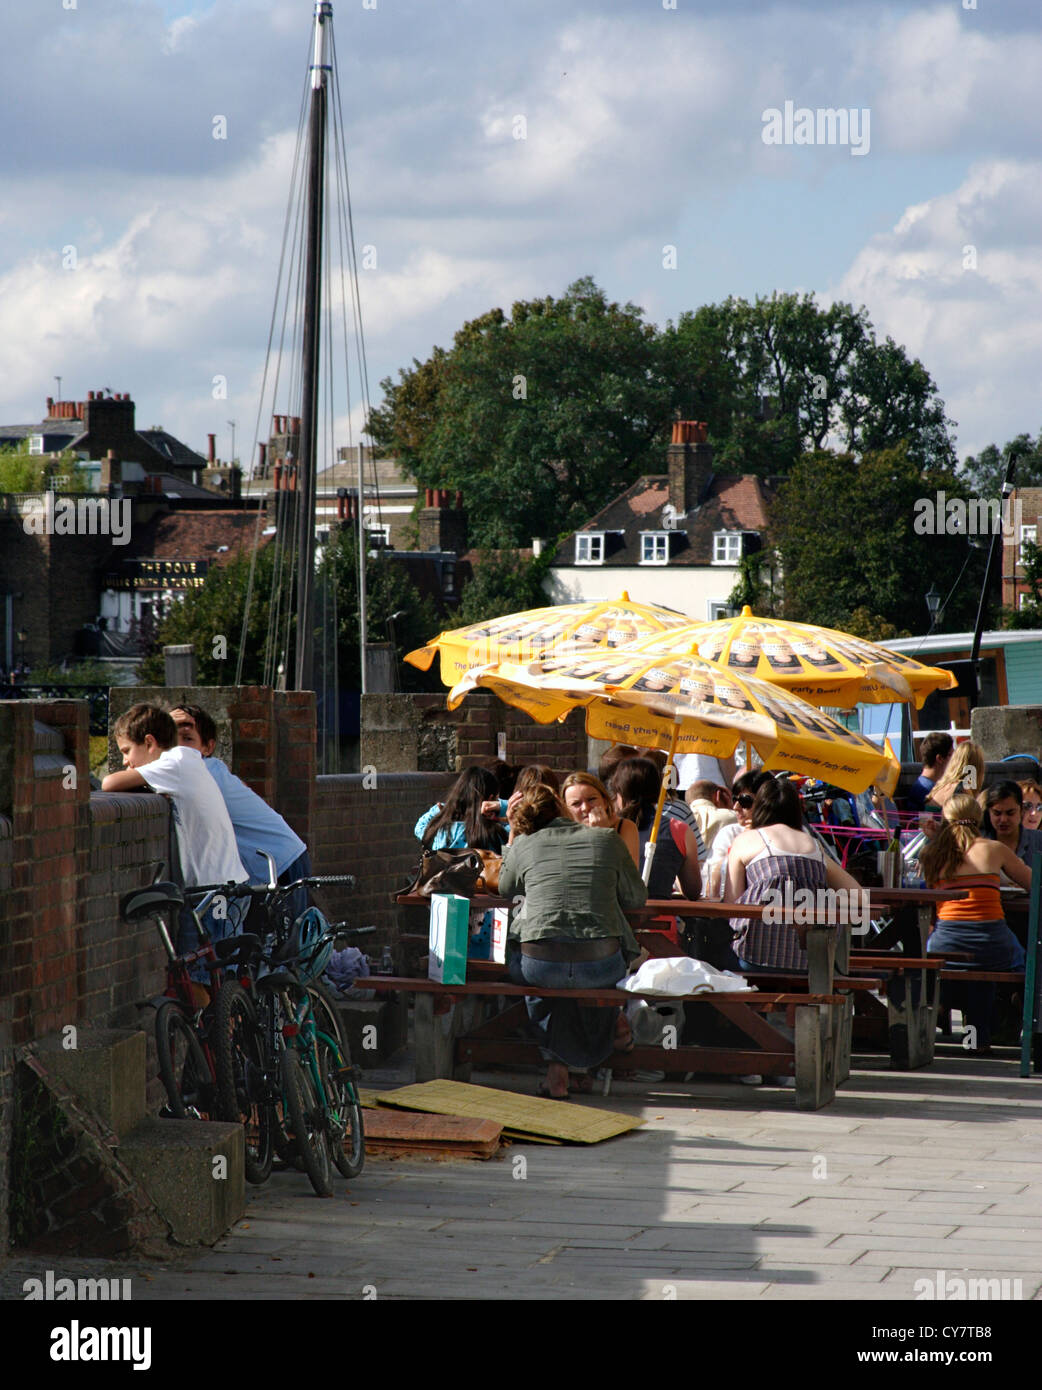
[727,778,861,973]
[414,766,507,852]
[610,757,702,899]
[921,795,1030,1053]
[499,784,647,1098]
[560,771,640,866]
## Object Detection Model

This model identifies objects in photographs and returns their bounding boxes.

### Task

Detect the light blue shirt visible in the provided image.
[205,757,306,882]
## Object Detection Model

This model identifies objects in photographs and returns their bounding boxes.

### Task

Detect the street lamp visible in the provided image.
[925,586,943,625]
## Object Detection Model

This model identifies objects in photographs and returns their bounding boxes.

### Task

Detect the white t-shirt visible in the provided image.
[138,745,248,887]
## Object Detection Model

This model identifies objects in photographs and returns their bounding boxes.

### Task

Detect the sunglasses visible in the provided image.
[736,794,755,809]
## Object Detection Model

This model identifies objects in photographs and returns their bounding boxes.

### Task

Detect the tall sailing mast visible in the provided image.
[293,0,331,693]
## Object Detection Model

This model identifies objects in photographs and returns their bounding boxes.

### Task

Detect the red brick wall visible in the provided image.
[0,701,91,1044]
[312,772,455,946]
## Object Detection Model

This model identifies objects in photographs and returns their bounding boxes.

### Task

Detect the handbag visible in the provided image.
[393,848,485,901]
[475,850,502,894]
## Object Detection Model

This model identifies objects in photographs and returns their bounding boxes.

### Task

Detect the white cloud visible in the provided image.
[835,160,1042,456]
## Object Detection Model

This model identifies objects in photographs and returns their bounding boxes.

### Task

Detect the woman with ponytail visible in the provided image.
[920,794,1031,1053]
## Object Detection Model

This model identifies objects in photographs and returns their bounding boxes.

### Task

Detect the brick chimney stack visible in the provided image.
[667,421,713,516]
[100,448,122,491]
[418,488,468,554]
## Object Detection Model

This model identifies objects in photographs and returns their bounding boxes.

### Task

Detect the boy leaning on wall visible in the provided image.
[101,703,249,970]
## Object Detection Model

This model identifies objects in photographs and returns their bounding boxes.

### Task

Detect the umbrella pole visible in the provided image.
[642,718,681,886]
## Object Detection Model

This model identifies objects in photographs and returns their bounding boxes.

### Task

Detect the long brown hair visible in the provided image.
[919,794,982,884]
[421,766,505,851]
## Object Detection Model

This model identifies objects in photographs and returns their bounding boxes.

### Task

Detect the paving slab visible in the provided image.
[5,1052,1041,1303]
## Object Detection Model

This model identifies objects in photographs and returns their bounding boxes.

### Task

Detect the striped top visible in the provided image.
[731,828,829,971]
[936,874,1003,923]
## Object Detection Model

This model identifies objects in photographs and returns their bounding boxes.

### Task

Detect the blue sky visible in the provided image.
[2,0,1039,474]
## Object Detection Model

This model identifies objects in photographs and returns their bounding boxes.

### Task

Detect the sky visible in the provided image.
[2,0,1039,473]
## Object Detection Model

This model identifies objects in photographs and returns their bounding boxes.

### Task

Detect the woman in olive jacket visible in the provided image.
[499,784,648,1098]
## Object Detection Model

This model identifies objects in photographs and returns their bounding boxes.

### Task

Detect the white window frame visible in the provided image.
[28,435,44,456]
[575,532,604,565]
[712,531,742,565]
[640,532,669,565]
[708,600,733,620]
[1020,525,1037,561]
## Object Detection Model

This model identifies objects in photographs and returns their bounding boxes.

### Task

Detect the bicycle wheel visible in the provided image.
[280,1046,334,1197]
[213,981,273,1185]
[155,1001,212,1119]
[309,986,364,1179]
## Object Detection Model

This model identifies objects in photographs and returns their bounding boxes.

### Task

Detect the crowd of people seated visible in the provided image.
[414,736,1040,1089]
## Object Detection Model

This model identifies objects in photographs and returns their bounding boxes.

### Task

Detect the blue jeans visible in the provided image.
[509,947,626,1070]
[928,919,1024,1048]
[177,897,248,983]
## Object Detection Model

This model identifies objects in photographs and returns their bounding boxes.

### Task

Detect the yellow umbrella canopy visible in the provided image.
[448,651,897,795]
[625,607,958,709]
[403,593,692,689]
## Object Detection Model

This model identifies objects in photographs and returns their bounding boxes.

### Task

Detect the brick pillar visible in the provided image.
[273,691,316,848]
[228,686,276,805]
[0,700,90,1044]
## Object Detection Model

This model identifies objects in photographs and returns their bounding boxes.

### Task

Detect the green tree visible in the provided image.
[959,432,1042,499]
[139,546,282,685]
[452,549,553,628]
[315,528,441,691]
[369,277,672,548]
[0,442,89,493]
[769,444,989,637]
[666,292,954,476]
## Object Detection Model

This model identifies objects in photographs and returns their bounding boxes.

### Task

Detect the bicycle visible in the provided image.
[209,860,368,1194]
[120,872,256,1122]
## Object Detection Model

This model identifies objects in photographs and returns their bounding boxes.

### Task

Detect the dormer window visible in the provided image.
[640,532,669,565]
[575,533,604,565]
[29,435,44,455]
[713,531,742,564]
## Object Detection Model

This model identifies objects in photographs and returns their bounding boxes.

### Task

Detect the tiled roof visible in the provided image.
[129,510,270,565]
[552,473,775,568]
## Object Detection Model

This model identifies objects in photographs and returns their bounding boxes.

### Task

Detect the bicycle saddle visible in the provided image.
[214,932,261,964]
[120,882,184,922]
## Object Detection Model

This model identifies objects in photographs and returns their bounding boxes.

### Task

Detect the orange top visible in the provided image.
[936,874,1003,922]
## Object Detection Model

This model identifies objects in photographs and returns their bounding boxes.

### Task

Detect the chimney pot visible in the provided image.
[291,416,300,434]
[207,433,216,464]
[88,391,95,401]
[46,397,54,412]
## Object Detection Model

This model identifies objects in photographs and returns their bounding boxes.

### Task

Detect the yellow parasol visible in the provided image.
[449,651,899,883]
[624,607,959,710]
[403,592,692,689]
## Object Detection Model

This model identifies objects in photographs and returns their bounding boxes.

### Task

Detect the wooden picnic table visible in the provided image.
[390,894,868,1109]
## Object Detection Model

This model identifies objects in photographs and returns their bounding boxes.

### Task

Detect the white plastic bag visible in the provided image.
[617,956,756,997]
